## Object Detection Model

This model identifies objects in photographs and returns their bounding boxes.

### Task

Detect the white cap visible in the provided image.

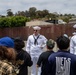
[73,32,76,35]
[63,34,68,38]
[73,24,76,28]
[33,26,41,30]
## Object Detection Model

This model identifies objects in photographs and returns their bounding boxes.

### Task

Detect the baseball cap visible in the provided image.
[0,37,14,48]
[47,39,55,48]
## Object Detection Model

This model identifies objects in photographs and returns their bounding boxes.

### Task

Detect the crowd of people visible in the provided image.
[0,24,76,75]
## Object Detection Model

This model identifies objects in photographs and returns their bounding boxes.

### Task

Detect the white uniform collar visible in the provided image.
[33,34,40,37]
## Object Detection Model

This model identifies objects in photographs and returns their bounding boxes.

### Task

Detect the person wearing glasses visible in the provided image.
[26,26,47,75]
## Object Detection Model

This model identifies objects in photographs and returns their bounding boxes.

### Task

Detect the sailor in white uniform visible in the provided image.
[70,24,76,54]
[26,26,47,75]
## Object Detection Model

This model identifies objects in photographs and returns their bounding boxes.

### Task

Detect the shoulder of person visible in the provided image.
[28,35,32,37]
[39,35,46,38]
[27,35,33,40]
[48,52,57,59]
[1,60,19,75]
[71,35,76,40]
[20,50,31,58]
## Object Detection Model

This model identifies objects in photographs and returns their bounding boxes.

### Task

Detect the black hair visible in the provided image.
[14,38,25,50]
[56,36,70,50]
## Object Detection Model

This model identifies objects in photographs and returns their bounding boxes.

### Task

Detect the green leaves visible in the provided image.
[0,16,30,28]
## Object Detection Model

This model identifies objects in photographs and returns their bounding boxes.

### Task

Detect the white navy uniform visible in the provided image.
[26,33,47,75]
[70,24,76,54]
[70,34,76,54]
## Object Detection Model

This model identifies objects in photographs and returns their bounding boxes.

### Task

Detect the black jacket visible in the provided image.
[37,50,54,75]
[16,50,33,75]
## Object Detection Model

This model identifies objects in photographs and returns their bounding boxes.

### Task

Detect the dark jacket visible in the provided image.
[48,50,76,75]
[16,50,33,75]
[37,50,54,75]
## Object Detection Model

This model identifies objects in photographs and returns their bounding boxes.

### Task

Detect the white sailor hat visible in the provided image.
[72,32,76,35]
[73,24,76,28]
[63,34,68,38]
[33,26,41,30]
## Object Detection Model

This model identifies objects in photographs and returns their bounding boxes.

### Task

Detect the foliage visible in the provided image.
[7,9,14,16]
[0,16,30,28]
[0,7,75,26]
[15,11,26,16]
[28,7,37,19]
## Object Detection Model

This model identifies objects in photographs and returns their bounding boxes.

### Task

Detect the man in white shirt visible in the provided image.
[70,24,76,54]
[26,26,47,75]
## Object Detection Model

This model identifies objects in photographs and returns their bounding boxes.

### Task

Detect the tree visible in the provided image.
[36,10,43,18]
[25,10,30,17]
[7,9,14,16]
[15,11,26,16]
[42,9,49,17]
[29,7,37,18]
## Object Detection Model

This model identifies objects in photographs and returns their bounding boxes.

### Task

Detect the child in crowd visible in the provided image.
[37,39,55,75]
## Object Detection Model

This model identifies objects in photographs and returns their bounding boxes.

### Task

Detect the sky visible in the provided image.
[0,0,76,16]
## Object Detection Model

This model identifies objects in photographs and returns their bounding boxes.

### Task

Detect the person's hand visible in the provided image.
[36,65,39,67]
[40,46,43,49]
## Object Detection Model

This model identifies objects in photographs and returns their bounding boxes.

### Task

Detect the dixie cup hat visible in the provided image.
[73,24,76,28]
[33,26,41,30]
